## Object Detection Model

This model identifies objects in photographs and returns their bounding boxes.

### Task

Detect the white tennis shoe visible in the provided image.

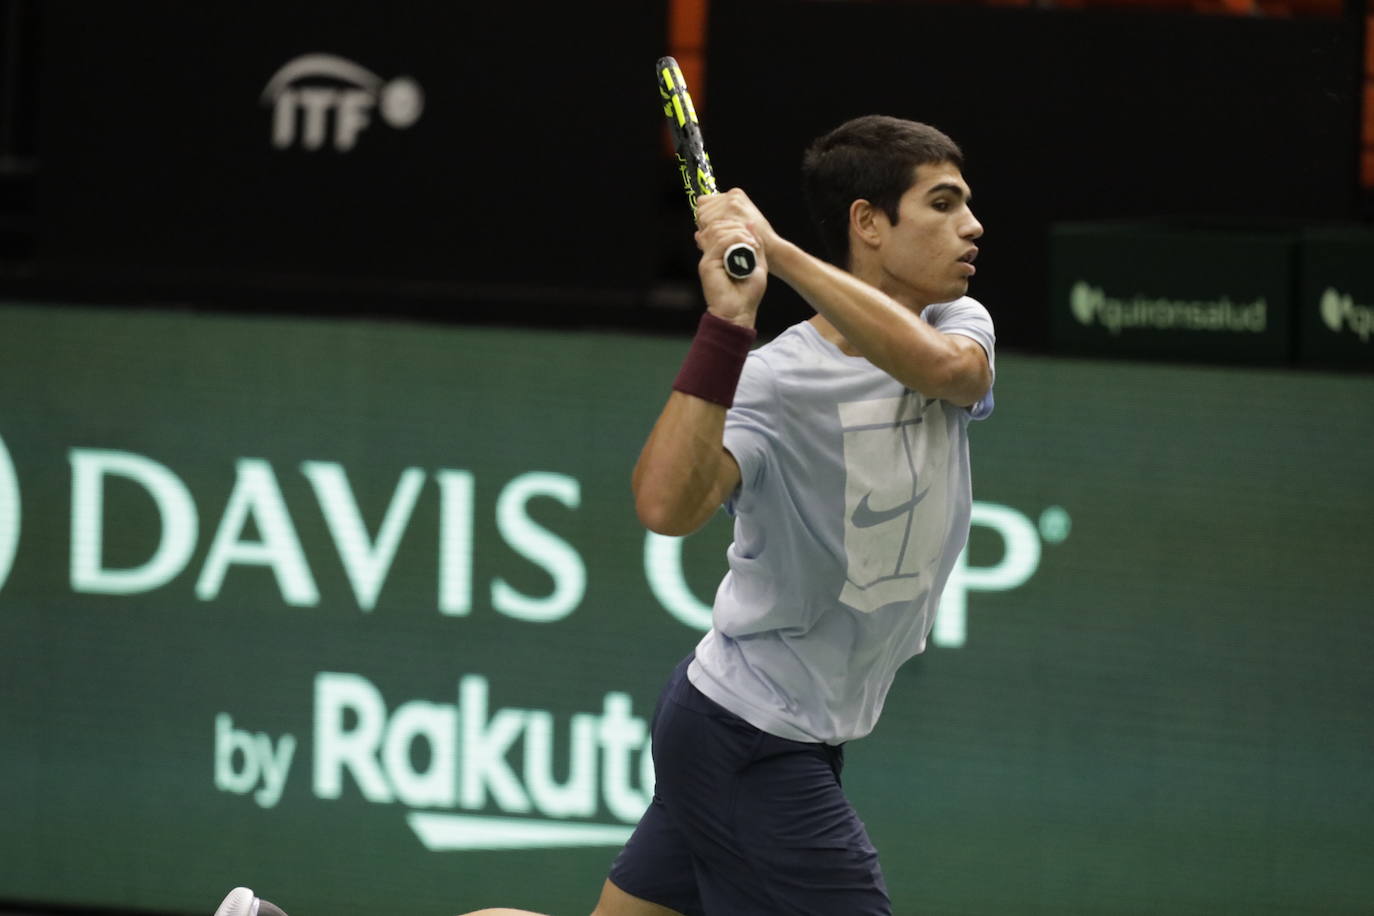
[214,887,290,916]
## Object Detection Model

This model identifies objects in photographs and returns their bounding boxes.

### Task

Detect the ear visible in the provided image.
[848,199,885,255]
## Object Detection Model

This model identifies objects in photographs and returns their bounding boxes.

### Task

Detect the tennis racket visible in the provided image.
[656,56,757,280]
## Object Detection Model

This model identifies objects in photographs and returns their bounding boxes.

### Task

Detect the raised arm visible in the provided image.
[697,182,991,408]
[768,242,990,407]
[631,211,766,536]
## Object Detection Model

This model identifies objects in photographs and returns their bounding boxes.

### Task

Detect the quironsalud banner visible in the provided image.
[1049,222,1296,365]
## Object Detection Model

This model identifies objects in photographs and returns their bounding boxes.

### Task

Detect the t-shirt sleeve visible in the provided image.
[928,297,996,421]
[721,351,779,514]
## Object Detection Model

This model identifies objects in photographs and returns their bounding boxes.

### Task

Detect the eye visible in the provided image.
[932,199,952,212]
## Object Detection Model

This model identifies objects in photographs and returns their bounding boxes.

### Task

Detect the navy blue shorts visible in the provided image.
[608,655,890,915]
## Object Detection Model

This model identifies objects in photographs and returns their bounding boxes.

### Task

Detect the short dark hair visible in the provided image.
[801,115,964,269]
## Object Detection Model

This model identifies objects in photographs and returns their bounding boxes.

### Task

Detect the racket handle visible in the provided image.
[723,242,758,280]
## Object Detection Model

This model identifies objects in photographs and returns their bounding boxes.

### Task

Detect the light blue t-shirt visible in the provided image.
[688,297,996,744]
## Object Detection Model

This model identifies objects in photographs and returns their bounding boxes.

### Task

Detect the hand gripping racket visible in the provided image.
[656,56,758,280]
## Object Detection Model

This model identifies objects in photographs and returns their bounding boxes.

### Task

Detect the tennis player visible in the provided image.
[215,113,992,916]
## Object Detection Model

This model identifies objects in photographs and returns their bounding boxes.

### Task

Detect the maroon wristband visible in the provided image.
[672,312,757,407]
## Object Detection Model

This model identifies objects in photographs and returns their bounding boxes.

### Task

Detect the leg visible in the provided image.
[650,683,891,915]
[722,737,889,915]
[589,879,687,916]
[460,661,704,916]
[453,878,682,916]
[602,793,704,915]
[216,882,680,916]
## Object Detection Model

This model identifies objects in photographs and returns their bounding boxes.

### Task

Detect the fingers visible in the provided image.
[697,188,771,260]
[694,217,757,262]
[695,187,755,228]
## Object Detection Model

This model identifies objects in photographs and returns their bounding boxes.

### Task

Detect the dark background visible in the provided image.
[0,0,1366,349]
[703,0,1362,347]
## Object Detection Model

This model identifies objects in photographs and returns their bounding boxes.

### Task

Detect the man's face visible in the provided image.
[871,162,983,306]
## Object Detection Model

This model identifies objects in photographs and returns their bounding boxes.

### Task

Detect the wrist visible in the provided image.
[705,307,758,330]
[765,237,804,284]
[672,313,757,407]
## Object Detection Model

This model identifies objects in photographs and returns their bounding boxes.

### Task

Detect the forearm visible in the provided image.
[768,239,990,405]
[630,191,760,536]
[632,392,738,536]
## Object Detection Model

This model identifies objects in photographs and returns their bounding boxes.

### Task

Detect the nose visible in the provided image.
[963,209,984,241]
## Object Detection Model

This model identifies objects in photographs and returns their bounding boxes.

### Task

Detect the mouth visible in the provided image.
[957,248,978,275]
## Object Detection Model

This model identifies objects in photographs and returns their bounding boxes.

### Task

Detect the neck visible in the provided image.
[809,260,931,357]
[850,257,931,314]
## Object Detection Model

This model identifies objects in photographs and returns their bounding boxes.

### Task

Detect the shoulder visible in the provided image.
[921,296,994,328]
[752,321,823,362]
[922,296,996,366]
[738,322,819,387]
[732,321,855,419]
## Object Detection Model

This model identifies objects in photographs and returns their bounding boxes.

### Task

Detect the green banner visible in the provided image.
[1050,223,1295,365]
[2,302,1372,915]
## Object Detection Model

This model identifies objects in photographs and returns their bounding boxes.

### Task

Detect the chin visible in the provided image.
[913,281,968,306]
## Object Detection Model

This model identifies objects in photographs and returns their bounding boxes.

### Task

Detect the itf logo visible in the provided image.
[0,433,19,595]
[262,53,425,152]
